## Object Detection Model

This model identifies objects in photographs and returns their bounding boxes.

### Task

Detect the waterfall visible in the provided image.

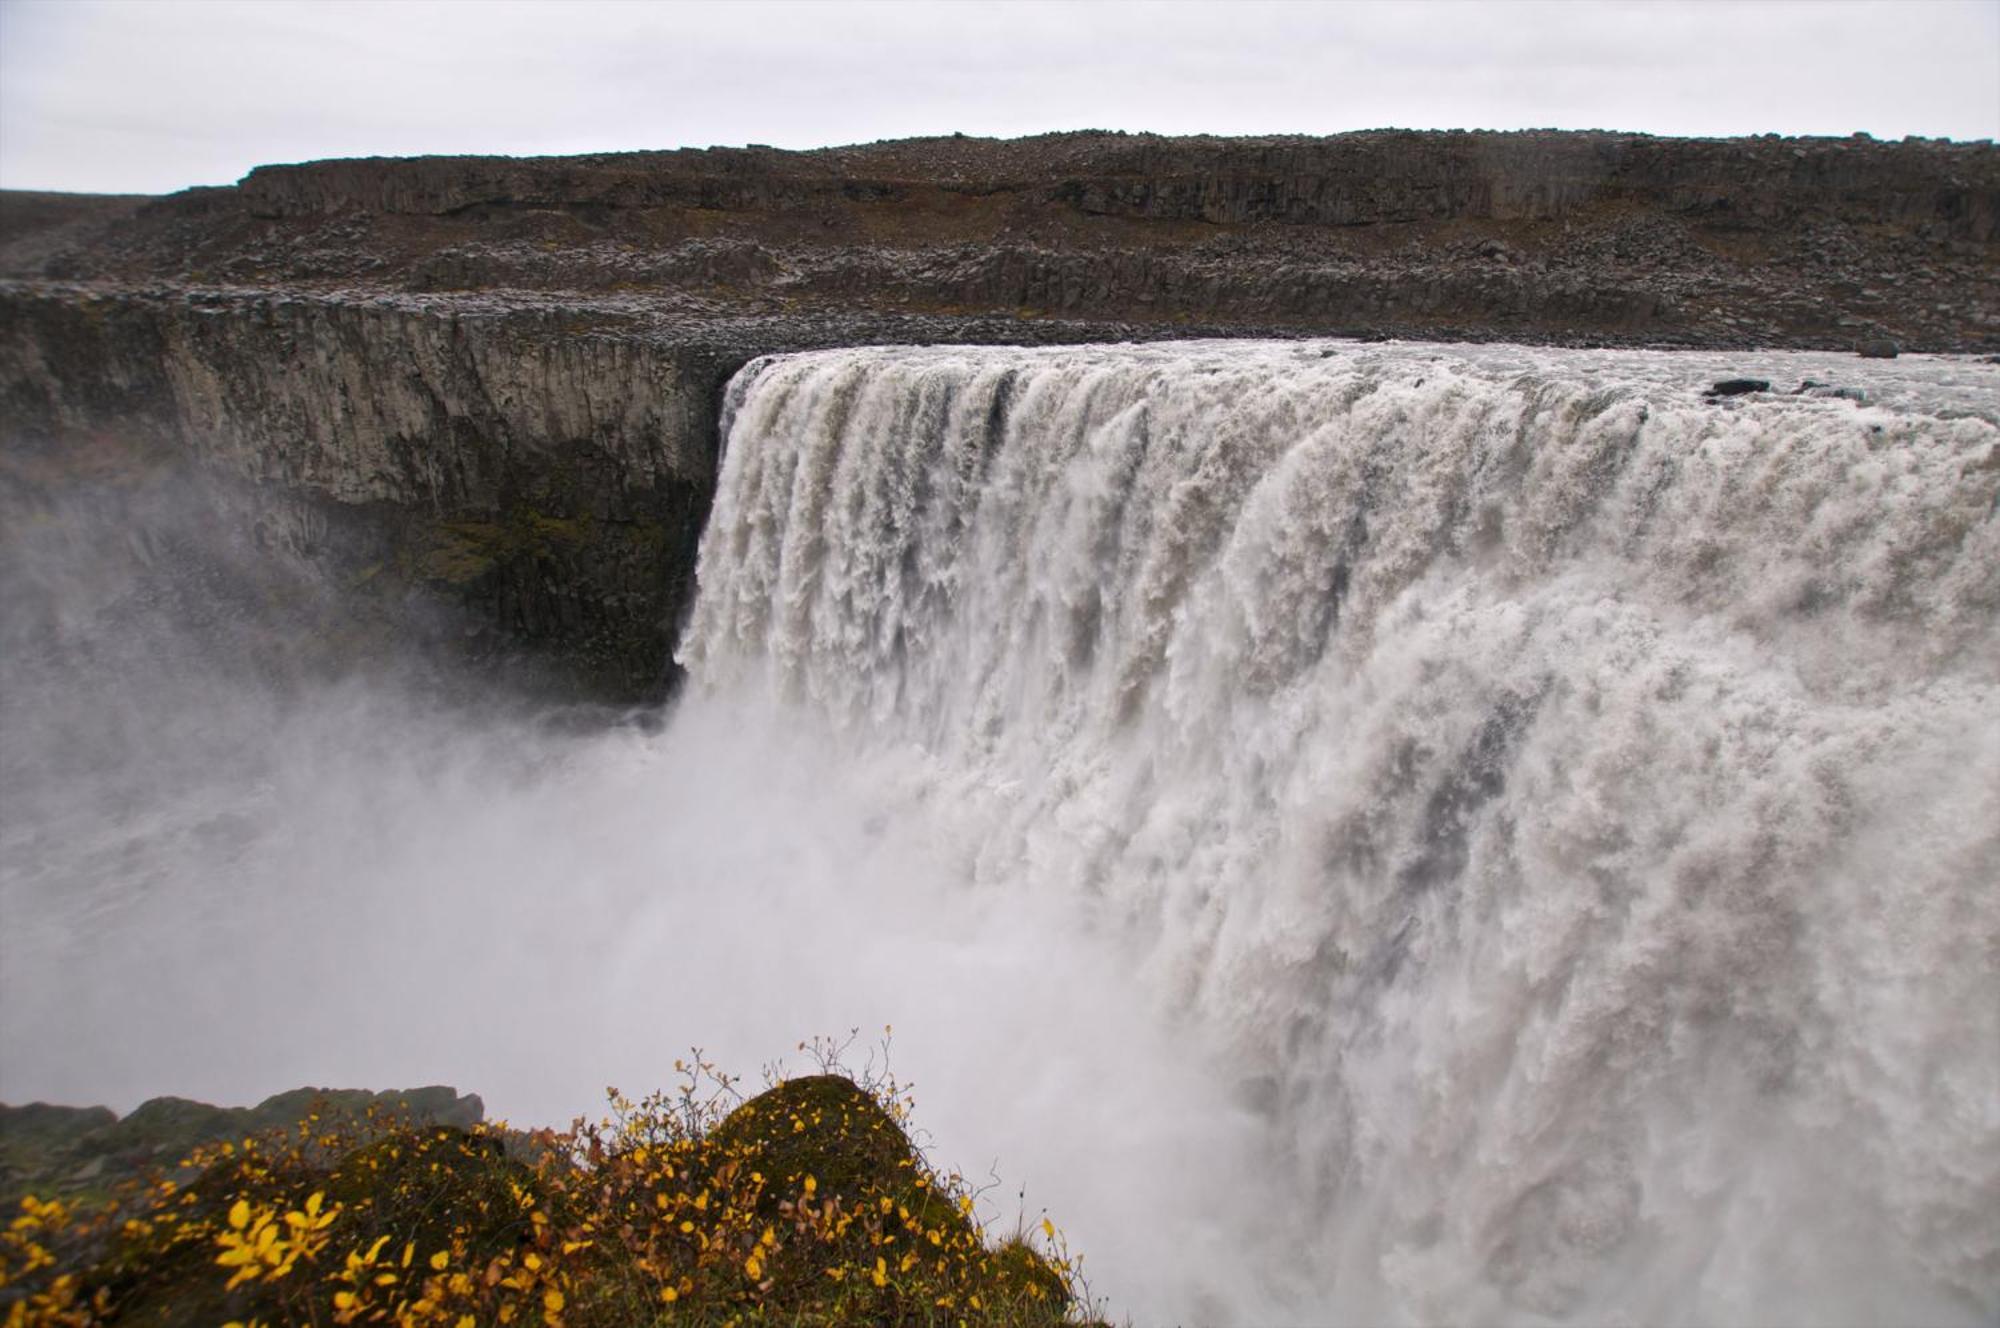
[3,337,1993,1325]
[678,340,2000,1324]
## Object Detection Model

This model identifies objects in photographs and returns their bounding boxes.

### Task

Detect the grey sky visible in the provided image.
[2,0,1995,195]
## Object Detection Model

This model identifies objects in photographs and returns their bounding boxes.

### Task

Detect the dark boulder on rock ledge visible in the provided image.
[1857,338,1900,358]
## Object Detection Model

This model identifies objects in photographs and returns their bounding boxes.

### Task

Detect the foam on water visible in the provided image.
[3,340,1995,1324]
[681,340,2000,1324]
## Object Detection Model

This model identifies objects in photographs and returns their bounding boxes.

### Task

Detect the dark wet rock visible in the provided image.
[1705,378,1771,397]
[1857,338,1901,358]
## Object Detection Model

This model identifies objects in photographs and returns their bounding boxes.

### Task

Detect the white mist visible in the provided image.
[4,340,1996,1325]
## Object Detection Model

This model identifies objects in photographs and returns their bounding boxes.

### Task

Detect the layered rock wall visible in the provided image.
[1,286,725,698]
[233,131,1997,243]
[0,284,1158,698]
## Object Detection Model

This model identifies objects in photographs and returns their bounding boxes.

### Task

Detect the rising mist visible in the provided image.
[4,340,1996,1324]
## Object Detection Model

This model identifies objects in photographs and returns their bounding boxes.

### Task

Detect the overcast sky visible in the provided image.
[2,0,1995,194]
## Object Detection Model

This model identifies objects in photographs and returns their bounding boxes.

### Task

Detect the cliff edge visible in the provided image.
[3,129,1995,699]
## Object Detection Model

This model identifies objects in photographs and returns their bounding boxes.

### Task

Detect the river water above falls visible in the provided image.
[4,340,1997,1325]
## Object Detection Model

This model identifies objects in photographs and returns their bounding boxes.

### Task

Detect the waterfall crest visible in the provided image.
[681,341,2000,1324]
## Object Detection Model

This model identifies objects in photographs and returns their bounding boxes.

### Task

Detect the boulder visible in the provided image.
[709,1074,919,1210]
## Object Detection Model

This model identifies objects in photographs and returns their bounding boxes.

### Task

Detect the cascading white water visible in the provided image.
[3,338,1994,1326]
[679,340,2000,1325]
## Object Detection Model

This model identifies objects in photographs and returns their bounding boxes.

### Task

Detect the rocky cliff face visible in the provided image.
[228,131,1996,241]
[3,129,1995,699]
[1,285,729,697]
[17,129,1997,349]
[0,283,1165,698]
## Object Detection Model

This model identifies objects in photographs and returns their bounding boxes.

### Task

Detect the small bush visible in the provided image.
[0,1044,1093,1327]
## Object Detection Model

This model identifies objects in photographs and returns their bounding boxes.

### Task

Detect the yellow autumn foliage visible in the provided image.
[0,1044,1094,1327]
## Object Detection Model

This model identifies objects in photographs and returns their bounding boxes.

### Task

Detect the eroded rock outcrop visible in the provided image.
[0,286,727,696]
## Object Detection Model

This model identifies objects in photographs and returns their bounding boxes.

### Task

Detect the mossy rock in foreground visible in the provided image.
[324,1126,535,1266]
[0,1086,480,1206]
[709,1075,920,1205]
[7,1074,1088,1327]
[683,1076,1076,1322]
[71,1128,533,1328]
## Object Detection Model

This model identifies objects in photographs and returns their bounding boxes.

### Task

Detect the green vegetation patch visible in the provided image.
[0,1055,1091,1327]
[408,508,598,589]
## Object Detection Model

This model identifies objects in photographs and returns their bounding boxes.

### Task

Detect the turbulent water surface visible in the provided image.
[4,340,1997,1325]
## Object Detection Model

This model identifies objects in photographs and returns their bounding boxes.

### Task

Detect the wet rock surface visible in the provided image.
[1,129,1994,699]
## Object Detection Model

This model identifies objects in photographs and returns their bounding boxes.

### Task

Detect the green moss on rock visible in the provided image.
[2,1074,1088,1326]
